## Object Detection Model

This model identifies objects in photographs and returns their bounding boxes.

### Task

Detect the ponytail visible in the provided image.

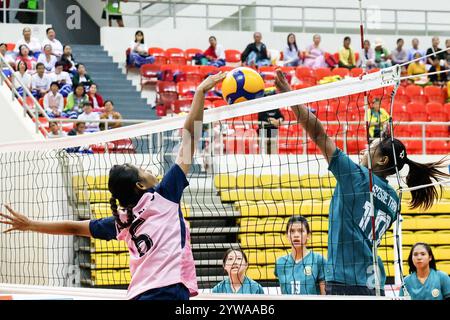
[405,157,449,210]
[110,197,134,228]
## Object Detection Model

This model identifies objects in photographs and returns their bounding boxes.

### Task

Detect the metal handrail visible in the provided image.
[1,0,46,24]
[105,0,450,35]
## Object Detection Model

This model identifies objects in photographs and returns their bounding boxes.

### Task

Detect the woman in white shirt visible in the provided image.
[199,36,226,67]
[13,60,32,98]
[283,33,301,67]
[37,44,57,73]
[128,30,155,68]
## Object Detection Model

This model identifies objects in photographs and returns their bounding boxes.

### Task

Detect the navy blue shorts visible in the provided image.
[326,281,385,296]
[133,283,190,300]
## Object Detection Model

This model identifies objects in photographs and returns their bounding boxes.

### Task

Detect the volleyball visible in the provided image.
[221,67,265,105]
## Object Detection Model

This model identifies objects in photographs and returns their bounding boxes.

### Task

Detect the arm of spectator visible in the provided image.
[338,49,347,66]
[240,44,252,63]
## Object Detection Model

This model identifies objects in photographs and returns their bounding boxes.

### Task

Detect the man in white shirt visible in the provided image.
[51,62,72,97]
[41,28,63,58]
[14,27,42,56]
[77,102,100,132]
[43,82,64,118]
[31,63,52,98]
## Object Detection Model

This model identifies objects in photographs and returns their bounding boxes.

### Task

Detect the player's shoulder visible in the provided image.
[275,254,291,265]
[435,270,450,280]
[310,251,327,262]
[403,273,414,284]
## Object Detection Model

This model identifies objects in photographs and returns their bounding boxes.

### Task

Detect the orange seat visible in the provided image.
[184,48,203,61]
[350,68,364,77]
[405,84,423,97]
[295,66,314,79]
[148,47,165,56]
[168,56,187,65]
[199,65,219,77]
[219,66,234,73]
[156,81,177,93]
[172,99,193,114]
[6,43,15,52]
[426,102,448,122]
[332,67,350,78]
[394,125,411,138]
[165,48,185,57]
[225,49,241,63]
[404,140,424,154]
[424,86,444,103]
[407,102,429,121]
[426,125,449,137]
[177,81,198,98]
[140,64,161,86]
[314,68,333,81]
[180,65,203,83]
[427,141,449,154]
[213,100,227,108]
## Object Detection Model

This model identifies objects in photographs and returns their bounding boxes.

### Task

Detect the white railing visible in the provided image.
[107,0,450,35]
[1,0,47,24]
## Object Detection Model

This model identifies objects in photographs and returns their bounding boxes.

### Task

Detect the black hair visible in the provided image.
[407,242,437,274]
[55,61,63,68]
[0,43,6,48]
[77,63,85,70]
[397,38,404,44]
[209,36,217,42]
[36,62,45,70]
[344,36,351,42]
[16,60,28,72]
[74,84,85,95]
[103,99,114,107]
[287,33,298,52]
[89,83,97,89]
[109,164,147,228]
[286,215,311,234]
[364,40,370,45]
[222,248,248,266]
[83,101,93,108]
[75,121,85,128]
[18,44,29,56]
[50,81,59,88]
[377,136,449,209]
[135,30,144,44]
[46,27,54,34]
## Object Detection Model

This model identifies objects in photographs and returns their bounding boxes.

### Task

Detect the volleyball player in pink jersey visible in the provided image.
[0,72,227,300]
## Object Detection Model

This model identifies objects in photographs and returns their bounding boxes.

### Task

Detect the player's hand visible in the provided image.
[0,204,32,233]
[197,72,227,94]
[275,69,291,93]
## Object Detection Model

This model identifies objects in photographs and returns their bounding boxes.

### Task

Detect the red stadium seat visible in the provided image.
[213,100,227,108]
[404,140,424,154]
[394,125,411,138]
[395,95,410,105]
[406,102,428,121]
[165,48,185,57]
[140,64,161,86]
[294,83,313,90]
[427,141,449,154]
[172,99,193,114]
[405,84,424,99]
[424,86,445,104]
[168,56,187,65]
[368,68,380,74]
[6,43,15,52]
[280,107,296,122]
[180,65,203,83]
[156,81,178,107]
[219,66,234,73]
[225,49,241,63]
[409,95,428,104]
[426,125,449,137]
[426,102,448,122]
[177,81,198,99]
[259,66,277,81]
[314,68,333,81]
[199,65,219,77]
[148,48,167,65]
[156,81,177,93]
[350,68,364,77]
[295,66,313,79]
[332,67,350,78]
[185,48,203,62]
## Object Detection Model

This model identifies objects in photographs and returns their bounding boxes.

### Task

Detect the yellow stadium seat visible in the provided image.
[91,253,129,269]
[441,188,450,200]
[239,217,285,233]
[237,174,261,188]
[378,247,410,262]
[260,175,281,188]
[402,216,450,230]
[436,262,450,275]
[91,239,128,253]
[77,190,111,203]
[239,200,330,217]
[246,265,276,280]
[244,249,288,265]
[321,174,337,188]
[238,233,262,248]
[94,175,109,190]
[299,200,330,215]
[280,174,301,188]
[433,246,450,261]
[384,263,410,276]
[180,202,190,218]
[91,269,130,286]
[214,174,237,189]
[72,176,95,190]
[300,174,321,188]
[436,231,450,244]
[401,191,412,200]
[221,188,333,202]
[309,232,328,247]
[401,201,450,214]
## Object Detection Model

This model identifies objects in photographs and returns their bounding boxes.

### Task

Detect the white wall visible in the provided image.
[0,23,51,44]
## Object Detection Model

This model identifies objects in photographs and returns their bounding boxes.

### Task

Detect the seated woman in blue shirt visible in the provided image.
[401,242,450,300]
[212,249,264,294]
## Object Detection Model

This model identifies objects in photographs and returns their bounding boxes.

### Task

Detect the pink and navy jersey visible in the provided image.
[89,164,198,300]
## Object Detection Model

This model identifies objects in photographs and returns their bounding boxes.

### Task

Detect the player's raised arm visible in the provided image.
[176,72,227,174]
[274,69,336,163]
[0,204,91,237]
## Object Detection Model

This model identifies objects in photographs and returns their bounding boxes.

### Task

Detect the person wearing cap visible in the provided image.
[367,97,389,140]
[374,39,391,69]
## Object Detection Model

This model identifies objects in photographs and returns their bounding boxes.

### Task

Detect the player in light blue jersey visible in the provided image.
[274,69,450,295]
[275,216,326,295]
[401,243,450,300]
[212,249,264,294]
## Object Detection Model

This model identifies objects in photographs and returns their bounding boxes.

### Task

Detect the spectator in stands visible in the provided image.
[400,243,450,300]
[13,60,32,97]
[0,42,15,73]
[0,0,10,23]
[41,28,63,58]
[194,36,225,67]
[14,27,41,57]
[338,36,356,69]
[374,39,392,69]
[428,57,448,86]
[63,84,89,119]
[59,45,77,74]
[100,100,122,130]
[426,37,446,69]
[282,33,301,67]
[43,81,64,118]
[128,30,155,68]
[72,63,93,90]
[47,122,67,139]
[51,61,72,97]
[212,249,264,294]
[15,45,36,72]
[258,108,283,154]
[102,0,127,27]
[358,40,375,70]
[275,216,326,295]
[391,38,408,66]
[407,38,426,64]
[407,52,427,84]
[37,44,57,74]
[87,83,104,111]
[367,97,389,140]
[78,102,100,133]
[303,34,327,69]
[241,32,271,67]
[68,121,86,136]
[31,62,52,98]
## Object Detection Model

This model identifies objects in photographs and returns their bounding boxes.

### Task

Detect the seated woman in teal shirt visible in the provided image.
[275,216,327,295]
[212,249,264,294]
[401,243,450,300]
